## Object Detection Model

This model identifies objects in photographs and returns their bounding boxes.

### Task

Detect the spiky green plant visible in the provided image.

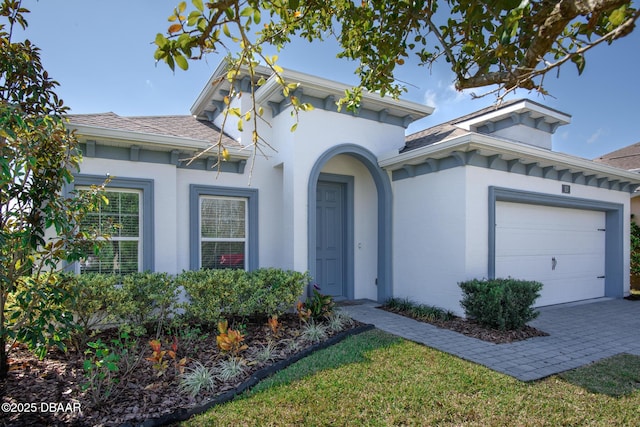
[301,321,328,343]
[217,357,246,381]
[179,362,217,397]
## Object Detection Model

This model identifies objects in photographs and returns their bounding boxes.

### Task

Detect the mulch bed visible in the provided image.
[0,315,367,427]
[380,307,548,344]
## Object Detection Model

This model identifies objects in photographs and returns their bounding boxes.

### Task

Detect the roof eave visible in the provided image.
[192,61,434,121]
[379,133,640,185]
[190,62,272,117]
[69,123,250,159]
[255,69,434,119]
[455,100,571,131]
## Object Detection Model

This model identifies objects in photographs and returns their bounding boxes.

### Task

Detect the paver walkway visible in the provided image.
[341,298,640,381]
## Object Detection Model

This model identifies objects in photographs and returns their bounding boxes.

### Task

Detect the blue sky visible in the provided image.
[15,0,640,160]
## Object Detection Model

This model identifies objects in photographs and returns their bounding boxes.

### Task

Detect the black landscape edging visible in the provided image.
[121,323,375,427]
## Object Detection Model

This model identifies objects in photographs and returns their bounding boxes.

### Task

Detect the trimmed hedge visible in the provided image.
[114,272,179,337]
[60,268,308,336]
[177,268,309,324]
[65,273,120,349]
[459,278,542,331]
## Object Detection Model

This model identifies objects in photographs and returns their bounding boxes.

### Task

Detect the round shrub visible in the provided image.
[459,278,542,331]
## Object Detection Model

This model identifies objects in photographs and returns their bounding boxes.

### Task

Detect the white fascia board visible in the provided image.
[70,124,250,159]
[192,61,433,121]
[190,61,229,116]
[456,100,571,131]
[190,63,273,116]
[379,133,640,184]
[255,69,434,119]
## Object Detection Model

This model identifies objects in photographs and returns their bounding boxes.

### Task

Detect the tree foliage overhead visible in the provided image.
[155,0,638,107]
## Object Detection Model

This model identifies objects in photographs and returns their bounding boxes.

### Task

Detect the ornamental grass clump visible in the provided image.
[179,362,217,398]
[459,278,542,331]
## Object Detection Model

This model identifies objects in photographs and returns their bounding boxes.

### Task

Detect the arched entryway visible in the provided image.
[307,144,392,302]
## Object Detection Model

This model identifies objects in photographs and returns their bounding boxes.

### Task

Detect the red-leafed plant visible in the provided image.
[216,320,248,355]
[146,339,168,376]
[146,338,187,376]
[267,315,281,337]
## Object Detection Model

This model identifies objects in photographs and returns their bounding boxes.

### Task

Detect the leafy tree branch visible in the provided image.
[155,0,637,150]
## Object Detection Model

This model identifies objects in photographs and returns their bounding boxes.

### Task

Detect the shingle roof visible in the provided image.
[402,99,561,153]
[68,112,239,147]
[402,122,469,153]
[594,142,640,171]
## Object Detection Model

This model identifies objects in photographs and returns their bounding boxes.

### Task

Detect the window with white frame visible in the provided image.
[199,196,247,269]
[79,188,142,274]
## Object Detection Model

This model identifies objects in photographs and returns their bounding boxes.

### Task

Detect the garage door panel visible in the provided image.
[497,202,605,228]
[496,253,604,276]
[534,277,605,306]
[497,229,604,256]
[495,202,605,306]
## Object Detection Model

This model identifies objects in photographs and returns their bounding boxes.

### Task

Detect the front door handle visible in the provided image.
[552,257,557,271]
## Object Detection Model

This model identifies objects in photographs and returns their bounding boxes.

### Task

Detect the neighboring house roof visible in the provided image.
[594,141,640,171]
[68,112,240,148]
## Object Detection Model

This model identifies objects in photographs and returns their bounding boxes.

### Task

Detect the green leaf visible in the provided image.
[155,33,167,48]
[240,7,253,17]
[167,54,175,71]
[175,54,189,70]
[187,11,201,26]
[571,54,586,75]
[609,5,627,27]
[290,123,298,132]
[192,0,204,12]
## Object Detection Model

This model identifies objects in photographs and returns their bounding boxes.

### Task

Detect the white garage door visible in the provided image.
[495,201,606,306]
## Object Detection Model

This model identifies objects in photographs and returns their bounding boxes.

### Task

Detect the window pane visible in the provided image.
[101,192,120,213]
[78,188,141,274]
[201,198,245,239]
[119,192,139,214]
[119,214,139,237]
[201,241,245,270]
[118,240,139,274]
[80,240,138,274]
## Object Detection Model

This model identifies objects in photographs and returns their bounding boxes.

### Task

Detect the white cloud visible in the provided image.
[423,89,438,109]
[587,128,605,144]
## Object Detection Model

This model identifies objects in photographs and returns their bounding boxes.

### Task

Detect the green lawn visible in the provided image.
[184,330,640,426]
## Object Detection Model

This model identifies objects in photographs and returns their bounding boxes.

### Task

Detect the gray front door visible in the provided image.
[316,181,346,298]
